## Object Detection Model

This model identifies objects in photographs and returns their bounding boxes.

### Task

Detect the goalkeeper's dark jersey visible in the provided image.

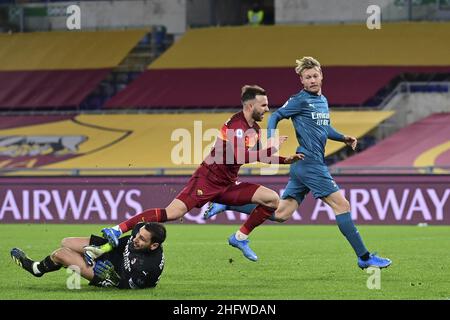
[91,222,165,289]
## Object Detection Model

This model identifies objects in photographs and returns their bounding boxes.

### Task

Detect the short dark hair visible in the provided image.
[144,222,167,245]
[241,85,266,104]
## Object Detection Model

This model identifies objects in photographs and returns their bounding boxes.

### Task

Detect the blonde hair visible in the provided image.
[295,56,321,75]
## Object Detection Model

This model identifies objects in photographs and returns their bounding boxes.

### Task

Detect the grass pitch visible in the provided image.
[1,224,449,300]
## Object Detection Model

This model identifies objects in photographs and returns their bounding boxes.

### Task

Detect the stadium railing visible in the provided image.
[378,81,450,108]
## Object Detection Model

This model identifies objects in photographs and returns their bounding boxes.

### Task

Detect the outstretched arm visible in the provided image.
[235,140,281,164]
[249,135,304,165]
[327,126,357,150]
[326,125,345,142]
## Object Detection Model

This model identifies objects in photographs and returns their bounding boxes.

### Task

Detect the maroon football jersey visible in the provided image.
[202,111,280,183]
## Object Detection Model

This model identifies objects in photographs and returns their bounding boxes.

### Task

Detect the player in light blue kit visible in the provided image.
[205,57,391,269]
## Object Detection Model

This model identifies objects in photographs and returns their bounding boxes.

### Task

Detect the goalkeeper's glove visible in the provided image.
[101,227,122,248]
[83,244,112,267]
[93,260,120,287]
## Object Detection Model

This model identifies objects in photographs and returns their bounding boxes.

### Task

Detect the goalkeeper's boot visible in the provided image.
[101,227,121,248]
[228,234,258,262]
[358,253,391,269]
[10,248,42,277]
[203,202,227,220]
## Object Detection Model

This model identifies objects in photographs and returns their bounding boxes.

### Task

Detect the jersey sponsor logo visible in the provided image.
[123,238,132,272]
[311,112,329,120]
[131,258,137,265]
[311,112,330,126]
[308,103,315,108]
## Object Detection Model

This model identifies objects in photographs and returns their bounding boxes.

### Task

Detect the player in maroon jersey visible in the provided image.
[101,85,303,261]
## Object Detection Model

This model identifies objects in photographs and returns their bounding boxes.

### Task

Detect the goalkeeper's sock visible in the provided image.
[11,249,43,277]
[36,256,62,274]
[119,208,167,233]
[239,205,274,235]
[335,212,369,258]
[31,262,43,276]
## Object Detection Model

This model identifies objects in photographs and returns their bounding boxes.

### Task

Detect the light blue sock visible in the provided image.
[227,204,258,214]
[335,212,369,258]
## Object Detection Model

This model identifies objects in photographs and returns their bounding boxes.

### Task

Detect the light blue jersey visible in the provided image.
[268,89,344,163]
[268,89,345,201]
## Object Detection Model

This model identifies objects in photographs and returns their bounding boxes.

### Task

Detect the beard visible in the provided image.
[252,110,263,122]
[130,242,151,253]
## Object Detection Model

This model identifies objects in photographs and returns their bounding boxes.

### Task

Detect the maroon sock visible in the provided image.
[119,208,167,233]
[239,205,274,235]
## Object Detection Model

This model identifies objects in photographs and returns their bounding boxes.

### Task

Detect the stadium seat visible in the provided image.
[0,30,147,109]
[334,113,450,174]
[106,22,450,109]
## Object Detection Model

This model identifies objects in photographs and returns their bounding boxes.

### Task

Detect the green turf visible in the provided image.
[0,224,449,300]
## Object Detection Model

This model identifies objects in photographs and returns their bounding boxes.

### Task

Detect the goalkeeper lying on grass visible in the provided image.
[10,222,166,289]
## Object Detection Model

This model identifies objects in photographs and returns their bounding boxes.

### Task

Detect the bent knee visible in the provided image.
[274,211,290,223]
[336,199,351,214]
[264,191,280,209]
[275,216,288,223]
[51,248,68,264]
[60,237,71,248]
[267,199,279,210]
[165,207,184,221]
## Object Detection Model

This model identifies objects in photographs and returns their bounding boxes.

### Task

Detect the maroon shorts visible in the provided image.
[176,165,261,211]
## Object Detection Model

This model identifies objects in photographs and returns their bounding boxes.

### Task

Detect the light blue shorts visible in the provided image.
[281,159,340,204]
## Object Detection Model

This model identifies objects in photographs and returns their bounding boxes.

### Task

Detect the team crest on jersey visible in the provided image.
[197,189,203,196]
[245,134,258,148]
